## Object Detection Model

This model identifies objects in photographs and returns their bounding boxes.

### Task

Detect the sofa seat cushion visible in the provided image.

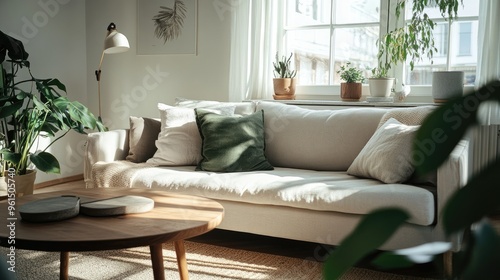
[92,161,436,226]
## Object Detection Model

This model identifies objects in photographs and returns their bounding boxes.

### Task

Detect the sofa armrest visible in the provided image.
[84,129,129,187]
[436,139,470,250]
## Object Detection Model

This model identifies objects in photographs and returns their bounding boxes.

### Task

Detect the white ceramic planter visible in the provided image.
[432,71,464,103]
[368,78,395,97]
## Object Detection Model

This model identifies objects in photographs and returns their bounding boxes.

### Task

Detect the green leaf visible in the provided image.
[323,208,409,279]
[371,253,416,270]
[1,151,21,165]
[461,221,500,280]
[442,160,500,235]
[413,89,487,175]
[32,95,49,112]
[29,151,60,174]
[45,78,67,93]
[0,99,23,118]
[372,242,451,269]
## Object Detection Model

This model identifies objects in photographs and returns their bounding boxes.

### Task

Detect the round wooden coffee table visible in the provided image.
[0,188,224,280]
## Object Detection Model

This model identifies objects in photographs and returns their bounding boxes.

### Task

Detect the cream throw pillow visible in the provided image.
[347,118,419,184]
[147,103,235,166]
[377,106,435,129]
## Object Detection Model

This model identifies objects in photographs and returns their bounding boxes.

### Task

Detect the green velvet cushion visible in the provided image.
[194,109,274,172]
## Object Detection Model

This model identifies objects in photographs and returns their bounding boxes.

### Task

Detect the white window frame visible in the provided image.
[283,0,478,102]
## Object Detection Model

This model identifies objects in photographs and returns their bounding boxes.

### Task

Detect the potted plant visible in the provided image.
[368,67,396,98]
[369,0,462,98]
[0,30,105,195]
[337,62,364,101]
[273,52,297,100]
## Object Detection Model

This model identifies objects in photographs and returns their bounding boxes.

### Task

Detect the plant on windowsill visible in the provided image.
[0,31,105,195]
[337,62,364,101]
[272,52,297,100]
[369,0,463,98]
[323,80,500,279]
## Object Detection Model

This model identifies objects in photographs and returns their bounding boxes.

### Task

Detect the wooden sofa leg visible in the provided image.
[443,251,453,278]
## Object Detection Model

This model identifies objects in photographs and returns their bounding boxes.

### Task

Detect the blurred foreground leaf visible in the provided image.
[323,208,409,279]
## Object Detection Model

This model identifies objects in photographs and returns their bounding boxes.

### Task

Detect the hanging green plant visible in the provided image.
[374,0,462,77]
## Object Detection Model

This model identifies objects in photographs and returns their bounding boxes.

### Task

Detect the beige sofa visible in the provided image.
[84,100,469,251]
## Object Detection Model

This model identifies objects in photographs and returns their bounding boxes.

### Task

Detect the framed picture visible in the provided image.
[137,0,198,55]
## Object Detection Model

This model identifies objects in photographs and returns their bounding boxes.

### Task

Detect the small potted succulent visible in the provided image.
[272,52,297,100]
[337,62,364,101]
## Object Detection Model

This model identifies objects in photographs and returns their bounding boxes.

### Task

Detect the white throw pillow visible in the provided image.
[147,103,235,166]
[347,118,419,184]
[175,97,256,116]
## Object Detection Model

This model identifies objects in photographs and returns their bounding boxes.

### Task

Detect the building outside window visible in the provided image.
[404,0,478,86]
[283,0,479,97]
[458,22,472,56]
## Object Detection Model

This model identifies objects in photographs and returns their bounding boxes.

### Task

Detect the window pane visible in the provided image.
[456,0,480,17]
[334,0,380,24]
[404,0,478,86]
[450,21,478,85]
[286,0,331,26]
[404,0,479,20]
[406,19,477,86]
[434,23,449,57]
[458,22,472,56]
[333,27,379,84]
[286,29,330,85]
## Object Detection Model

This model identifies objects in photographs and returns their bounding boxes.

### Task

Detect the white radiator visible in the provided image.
[470,125,500,176]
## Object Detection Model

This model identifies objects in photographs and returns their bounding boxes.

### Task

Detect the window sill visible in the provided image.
[260,99,436,108]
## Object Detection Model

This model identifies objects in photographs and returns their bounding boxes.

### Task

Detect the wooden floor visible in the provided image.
[36,180,447,279]
[35,179,86,193]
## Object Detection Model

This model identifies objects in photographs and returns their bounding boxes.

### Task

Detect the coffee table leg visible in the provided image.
[60,251,69,280]
[174,240,189,280]
[150,244,165,280]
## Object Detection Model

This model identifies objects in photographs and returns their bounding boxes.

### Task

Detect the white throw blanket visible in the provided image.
[90,161,436,226]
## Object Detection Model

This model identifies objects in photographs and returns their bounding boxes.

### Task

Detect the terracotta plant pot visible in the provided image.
[273,78,296,100]
[340,83,362,101]
[0,169,36,197]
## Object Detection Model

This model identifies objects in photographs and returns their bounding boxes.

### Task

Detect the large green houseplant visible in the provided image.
[0,31,105,178]
[370,0,462,97]
[323,80,500,279]
[376,0,462,76]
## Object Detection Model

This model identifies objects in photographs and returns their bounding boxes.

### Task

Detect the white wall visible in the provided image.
[0,0,89,183]
[1,0,233,183]
[85,0,232,130]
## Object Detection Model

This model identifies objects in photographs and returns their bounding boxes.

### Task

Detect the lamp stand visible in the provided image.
[94,22,129,121]
[95,50,105,119]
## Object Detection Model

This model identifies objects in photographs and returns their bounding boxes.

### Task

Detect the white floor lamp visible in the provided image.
[95,22,130,119]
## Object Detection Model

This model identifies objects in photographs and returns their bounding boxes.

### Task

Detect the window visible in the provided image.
[283,0,479,96]
[458,22,472,56]
[285,0,379,86]
[434,23,449,58]
[405,0,479,86]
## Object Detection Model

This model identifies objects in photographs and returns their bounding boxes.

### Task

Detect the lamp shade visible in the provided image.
[104,30,130,54]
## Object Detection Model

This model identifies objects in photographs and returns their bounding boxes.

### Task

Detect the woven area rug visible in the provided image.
[2,241,436,280]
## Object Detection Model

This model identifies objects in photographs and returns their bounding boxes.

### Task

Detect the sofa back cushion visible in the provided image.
[256,101,387,171]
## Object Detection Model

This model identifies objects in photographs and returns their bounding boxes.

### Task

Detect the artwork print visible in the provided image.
[138,0,198,55]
